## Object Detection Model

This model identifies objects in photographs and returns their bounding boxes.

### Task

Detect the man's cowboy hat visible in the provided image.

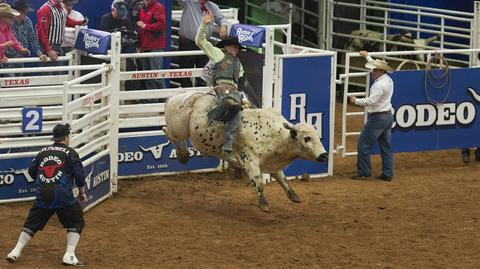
[365,59,393,73]
[13,0,35,13]
[0,3,20,17]
[216,36,247,50]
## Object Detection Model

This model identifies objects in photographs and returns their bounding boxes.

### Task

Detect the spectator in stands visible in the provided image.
[461,148,480,163]
[177,0,228,87]
[128,0,143,22]
[64,0,83,20]
[0,3,29,65]
[36,0,87,68]
[61,0,85,53]
[100,0,133,36]
[137,0,166,90]
[100,0,136,92]
[4,0,48,76]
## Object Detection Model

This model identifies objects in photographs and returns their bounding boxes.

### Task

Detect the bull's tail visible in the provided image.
[163,127,190,164]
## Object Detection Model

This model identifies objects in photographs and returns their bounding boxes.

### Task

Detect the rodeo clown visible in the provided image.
[195,11,252,163]
[6,123,87,266]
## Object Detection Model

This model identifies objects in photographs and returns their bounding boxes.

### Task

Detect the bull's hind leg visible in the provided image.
[172,140,189,164]
[163,127,190,164]
[244,163,270,213]
[271,171,301,203]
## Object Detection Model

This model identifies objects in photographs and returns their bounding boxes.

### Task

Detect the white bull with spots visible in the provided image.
[163,91,328,212]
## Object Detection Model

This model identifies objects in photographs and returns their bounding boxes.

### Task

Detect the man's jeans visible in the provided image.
[357,112,394,177]
[142,49,166,90]
[212,85,243,152]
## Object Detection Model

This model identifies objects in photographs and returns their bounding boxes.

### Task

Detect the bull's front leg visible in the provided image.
[271,171,301,203]
[244,163,270,213]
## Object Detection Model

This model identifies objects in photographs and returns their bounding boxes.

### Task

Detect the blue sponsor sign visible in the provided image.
[386,68,480,152]
[80,155,111,209]
[230,24,266,48]
[22,107,43,133]
[0,157,36,201]
[280,55,334,177]
[75,28,111,55]
[118,135,221,176]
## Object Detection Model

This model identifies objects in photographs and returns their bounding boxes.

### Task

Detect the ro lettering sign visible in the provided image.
[289,93,323,138]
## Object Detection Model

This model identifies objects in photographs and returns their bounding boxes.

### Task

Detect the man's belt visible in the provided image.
[369,111,390,115]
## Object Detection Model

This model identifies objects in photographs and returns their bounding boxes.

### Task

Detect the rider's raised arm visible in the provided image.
[195,12,225,63]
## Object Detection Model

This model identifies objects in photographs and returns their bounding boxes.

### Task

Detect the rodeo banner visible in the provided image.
[75,28,111,55]
[230,24,266,48]
[388,67,480,152]
[0,154,112,210]
[118,135,221,177]
[280,54,335,177]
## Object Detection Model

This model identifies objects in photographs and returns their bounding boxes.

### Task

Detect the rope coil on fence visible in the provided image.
[424,52,451,105]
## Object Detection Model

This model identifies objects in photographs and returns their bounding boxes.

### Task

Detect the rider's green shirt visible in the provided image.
[195,22,244,85]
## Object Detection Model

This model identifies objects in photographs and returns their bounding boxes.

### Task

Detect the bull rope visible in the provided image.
[424,52,451,105]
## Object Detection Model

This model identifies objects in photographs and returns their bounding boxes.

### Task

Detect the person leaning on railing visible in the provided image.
[136,0,166,90]
[36,0,87,71]
[4,0,48,77]
[61,0,85,53]
[0,3,30,67]
[177,0,228,88]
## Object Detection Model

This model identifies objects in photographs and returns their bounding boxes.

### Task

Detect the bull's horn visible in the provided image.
[400,36,415,43]
[283,122,298,131]
[426,35,438,44]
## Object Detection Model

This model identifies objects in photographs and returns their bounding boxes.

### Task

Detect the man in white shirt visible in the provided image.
[350,51,394,181]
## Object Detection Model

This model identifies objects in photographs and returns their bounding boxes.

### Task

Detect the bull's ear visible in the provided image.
[290,130,297,139]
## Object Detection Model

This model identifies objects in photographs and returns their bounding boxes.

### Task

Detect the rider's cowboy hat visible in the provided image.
[216,36,246,50]
[0,3,20,17]
[365,59,393,73]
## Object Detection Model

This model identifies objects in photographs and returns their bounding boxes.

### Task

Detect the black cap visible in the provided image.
[216,36,247,50]
[13,0,34,13]
[64,0,80,4]
[51,123,71,141]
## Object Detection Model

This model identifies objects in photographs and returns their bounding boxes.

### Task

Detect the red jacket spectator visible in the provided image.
[36,0,82,54]
[138,0,165,51]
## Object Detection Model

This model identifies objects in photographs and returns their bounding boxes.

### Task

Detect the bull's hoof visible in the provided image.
[287,189,302,203]
[259,197,270,213]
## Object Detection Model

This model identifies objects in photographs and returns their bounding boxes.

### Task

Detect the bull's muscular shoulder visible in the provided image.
[239,108,288,141]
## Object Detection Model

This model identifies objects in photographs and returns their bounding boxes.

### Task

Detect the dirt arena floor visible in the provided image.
[1,101,480,269]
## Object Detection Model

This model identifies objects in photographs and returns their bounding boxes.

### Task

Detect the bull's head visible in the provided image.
[399,35,438,61]
[283,122,328,162]
[413,35,438,61]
